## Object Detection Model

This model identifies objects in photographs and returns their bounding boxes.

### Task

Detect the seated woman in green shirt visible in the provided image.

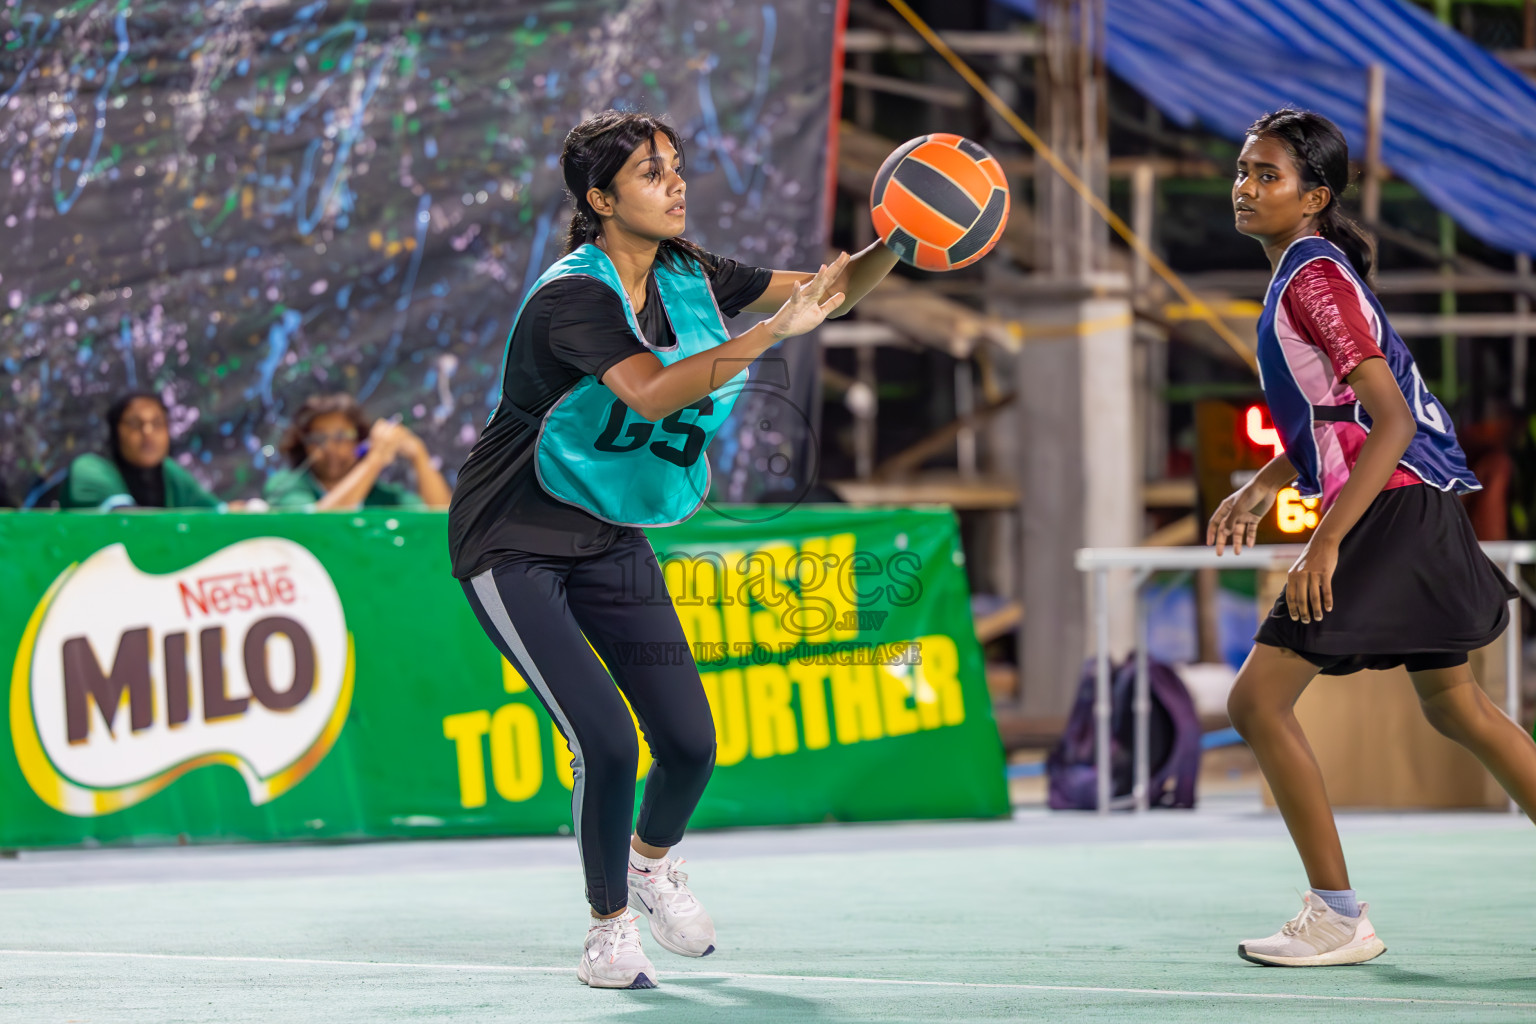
[264,393,452,510]
[62,392,225,511]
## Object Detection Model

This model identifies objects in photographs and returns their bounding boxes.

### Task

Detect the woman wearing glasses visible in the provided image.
[61,391,228,510]
[265,393,452,510]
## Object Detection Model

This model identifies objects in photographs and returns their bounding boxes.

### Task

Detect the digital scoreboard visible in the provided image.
[1193,400,1319,544]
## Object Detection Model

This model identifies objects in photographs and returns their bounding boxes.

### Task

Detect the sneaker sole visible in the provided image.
[1237,937,1387,967]
[577,959,658,989]
[628,893,716,958]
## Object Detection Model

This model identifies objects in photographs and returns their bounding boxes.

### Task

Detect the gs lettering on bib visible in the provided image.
[494,244,748,527]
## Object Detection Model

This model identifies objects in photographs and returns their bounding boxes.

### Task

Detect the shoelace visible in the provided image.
[639,858,700,913]
[591,913,644,962]
[1280,898,1325,937]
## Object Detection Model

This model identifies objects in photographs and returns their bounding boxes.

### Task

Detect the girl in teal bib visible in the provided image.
[502,241,750,527]
[450,110,899,989]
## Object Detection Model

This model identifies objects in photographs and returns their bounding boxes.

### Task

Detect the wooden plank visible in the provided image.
[1144,514,1199,547]
[985,662,1019,701]
[826,475,1018,509]
[975,601,1023,644]
[874,394,1016,479]
[819,322,911,348]
[840,69,969,108]
[839,274,1018,357]
[842,27,1042,56]
[1387,313,1536,337]
[1183,270,1536,298]
[1142,477,1197,508]
[991,709,1068,750]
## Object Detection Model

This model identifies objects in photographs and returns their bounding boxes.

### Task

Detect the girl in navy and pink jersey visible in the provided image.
[1208,109,1536,967]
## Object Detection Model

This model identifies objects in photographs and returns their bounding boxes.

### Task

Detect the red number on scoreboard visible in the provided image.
[1244,405,1284,458]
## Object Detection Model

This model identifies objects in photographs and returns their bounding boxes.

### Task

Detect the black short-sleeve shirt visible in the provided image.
[447,250,772,578]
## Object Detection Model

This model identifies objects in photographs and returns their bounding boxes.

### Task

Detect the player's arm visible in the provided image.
[315,420,403,511]
[396,427,453,508]
[741,240,898,318]
[1283,358,1414,623]
[1311,358,1416,546]
[1208,452,1297,555]
[602,257,847,422]
[1277,261,1411,621]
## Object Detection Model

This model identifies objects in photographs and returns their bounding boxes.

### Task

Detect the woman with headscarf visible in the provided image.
[61,391,224,511]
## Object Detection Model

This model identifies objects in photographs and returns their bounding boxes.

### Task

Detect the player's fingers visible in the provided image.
[1321,573,1334,614]
[1285,575,1300,621]
[818,292,846,315]
[1307,573,1323,623]
[1245,516,1260,553]
[803,263,828,291]
[815,253,849,292]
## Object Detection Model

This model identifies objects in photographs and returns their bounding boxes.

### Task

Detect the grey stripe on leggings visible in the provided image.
[470,569,587,861]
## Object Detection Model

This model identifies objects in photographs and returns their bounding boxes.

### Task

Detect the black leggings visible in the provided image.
[461,531,716,915]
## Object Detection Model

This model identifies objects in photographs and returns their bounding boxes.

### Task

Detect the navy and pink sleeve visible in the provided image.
[1279,259,1385,381]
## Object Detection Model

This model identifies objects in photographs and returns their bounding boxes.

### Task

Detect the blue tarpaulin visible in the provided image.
[995,0,1536,256]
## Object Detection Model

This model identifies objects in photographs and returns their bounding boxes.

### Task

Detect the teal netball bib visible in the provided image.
[501,244,748,527]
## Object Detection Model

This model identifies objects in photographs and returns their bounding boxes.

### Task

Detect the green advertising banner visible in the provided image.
[0,507,1008,848]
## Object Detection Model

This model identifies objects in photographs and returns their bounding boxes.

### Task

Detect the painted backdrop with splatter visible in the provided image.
[0,0,839,503]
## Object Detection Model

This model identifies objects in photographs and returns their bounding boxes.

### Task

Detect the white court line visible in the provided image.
[1,949,1533,1009]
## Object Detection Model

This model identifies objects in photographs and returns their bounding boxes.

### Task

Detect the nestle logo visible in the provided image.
[178,568,297,619]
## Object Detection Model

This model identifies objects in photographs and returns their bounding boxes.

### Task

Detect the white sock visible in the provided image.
[630,848,667,872]
[1311,887,1361,918]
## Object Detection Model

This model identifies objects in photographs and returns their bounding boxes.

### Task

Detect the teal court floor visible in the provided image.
[1,795,1533,1022]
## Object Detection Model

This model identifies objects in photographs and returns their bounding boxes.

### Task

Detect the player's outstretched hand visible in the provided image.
[766,252,850,340]
[1207,479,1280,555]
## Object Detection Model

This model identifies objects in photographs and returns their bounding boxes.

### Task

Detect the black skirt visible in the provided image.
[1253,483,1517,676]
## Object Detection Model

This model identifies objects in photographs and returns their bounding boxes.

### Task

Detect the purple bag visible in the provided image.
[1046,653,1202,810]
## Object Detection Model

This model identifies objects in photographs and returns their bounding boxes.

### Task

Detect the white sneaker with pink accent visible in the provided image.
[628,857,717,958]
[1238,891,1387,967]
[576,912,657,989]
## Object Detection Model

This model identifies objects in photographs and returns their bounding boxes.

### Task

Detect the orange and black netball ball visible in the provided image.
[870,134,1010,272]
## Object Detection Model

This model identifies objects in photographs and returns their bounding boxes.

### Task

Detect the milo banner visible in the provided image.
[0,507,1007,847]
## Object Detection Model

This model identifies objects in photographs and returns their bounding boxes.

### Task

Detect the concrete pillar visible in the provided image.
[1006,273,1138,717]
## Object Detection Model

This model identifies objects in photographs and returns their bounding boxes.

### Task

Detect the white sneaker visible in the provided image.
[1238,891,1387,967]
[576,912,657,989]
[628,857,717,957]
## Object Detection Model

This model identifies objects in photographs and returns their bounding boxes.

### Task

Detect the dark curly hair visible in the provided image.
[278,393,371,468]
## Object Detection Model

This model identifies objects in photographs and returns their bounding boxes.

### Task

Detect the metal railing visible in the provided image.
[1074,542,1535,815]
